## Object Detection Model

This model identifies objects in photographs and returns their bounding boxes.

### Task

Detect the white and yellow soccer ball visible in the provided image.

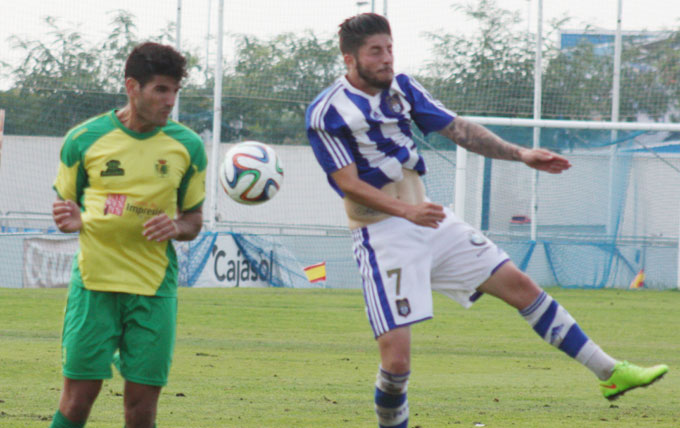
[219,141,284,205]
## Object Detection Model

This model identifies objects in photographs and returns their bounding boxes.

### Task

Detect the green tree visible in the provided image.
[5,16,118,134]
[542,32,679,122]
[1,11,200,136]
[619,33,680,121]
[220,31,343,144]
[421,0,536,118]
[417,0,680,149]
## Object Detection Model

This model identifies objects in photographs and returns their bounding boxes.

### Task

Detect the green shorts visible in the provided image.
[61,282,177,386]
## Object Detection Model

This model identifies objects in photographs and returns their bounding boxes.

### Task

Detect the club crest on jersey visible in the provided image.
[155,159,169,177]
[386,94,404,115]
[101,160,125,177]
[396,298,411,317]
[468,231,487,246]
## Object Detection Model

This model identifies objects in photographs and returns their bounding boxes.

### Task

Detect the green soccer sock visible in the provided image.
[50,410,85,428]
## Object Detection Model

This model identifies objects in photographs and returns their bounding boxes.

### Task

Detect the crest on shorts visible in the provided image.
[468,231,487,246]
[396,298,411,317]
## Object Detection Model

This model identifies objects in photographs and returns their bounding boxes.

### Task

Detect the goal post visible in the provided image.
[458,115,680,290]
[0,109,5,169]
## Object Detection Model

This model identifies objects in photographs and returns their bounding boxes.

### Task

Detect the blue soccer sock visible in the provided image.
[49,410,85,428]
[520,291,616,380]
[375,366,409,428]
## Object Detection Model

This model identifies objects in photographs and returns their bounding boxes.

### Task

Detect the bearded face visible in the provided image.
[345,33,394,94]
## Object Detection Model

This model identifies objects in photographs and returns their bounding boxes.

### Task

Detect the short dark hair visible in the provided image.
[338,13,391,55]
[124,42,188,87]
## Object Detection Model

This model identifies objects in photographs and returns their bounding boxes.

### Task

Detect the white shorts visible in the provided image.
[351,207,509,338]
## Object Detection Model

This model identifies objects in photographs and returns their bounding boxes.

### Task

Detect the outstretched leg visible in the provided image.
[477,261,668,399]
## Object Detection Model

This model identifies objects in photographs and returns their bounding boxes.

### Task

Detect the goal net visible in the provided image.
[444,121,680,290]
[2,0,680,290]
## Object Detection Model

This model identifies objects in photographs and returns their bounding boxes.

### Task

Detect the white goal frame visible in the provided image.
[458,116,680,290]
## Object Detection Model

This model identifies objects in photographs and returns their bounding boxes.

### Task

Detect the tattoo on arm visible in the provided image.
[440,119,524,161]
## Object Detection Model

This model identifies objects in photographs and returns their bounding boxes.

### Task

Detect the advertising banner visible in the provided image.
[23,237,78,288]
[191,233,273,288]
[21,233,276,289]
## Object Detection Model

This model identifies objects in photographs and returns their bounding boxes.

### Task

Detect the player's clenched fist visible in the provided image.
[52,199,83,233]
[405,202,446,228]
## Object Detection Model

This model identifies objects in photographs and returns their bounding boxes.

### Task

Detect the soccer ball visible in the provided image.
[219,141,284,205]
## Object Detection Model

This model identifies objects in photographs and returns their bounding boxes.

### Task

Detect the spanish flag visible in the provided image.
[303,262,326,283]
[629,269,645,289]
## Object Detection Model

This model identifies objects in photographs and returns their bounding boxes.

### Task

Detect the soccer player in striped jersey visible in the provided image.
[50,42,207,428]
[306,13,667,428]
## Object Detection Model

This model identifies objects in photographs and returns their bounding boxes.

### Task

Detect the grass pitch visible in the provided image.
[0,287,679,428]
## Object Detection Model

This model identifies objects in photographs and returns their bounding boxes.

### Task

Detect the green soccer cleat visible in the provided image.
[600,361,668,401]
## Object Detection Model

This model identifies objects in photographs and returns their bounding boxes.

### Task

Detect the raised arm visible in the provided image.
[439,117,572,173]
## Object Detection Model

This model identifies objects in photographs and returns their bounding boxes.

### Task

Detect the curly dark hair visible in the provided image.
[124,42,188,87]
[338,13,391,55]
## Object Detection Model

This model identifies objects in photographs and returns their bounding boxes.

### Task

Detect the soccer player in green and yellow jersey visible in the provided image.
[50,42,206,428]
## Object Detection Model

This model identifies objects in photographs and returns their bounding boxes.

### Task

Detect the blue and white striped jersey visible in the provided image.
[306,73,456,197]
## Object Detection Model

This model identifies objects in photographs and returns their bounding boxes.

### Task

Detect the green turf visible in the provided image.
[0,287,678,427]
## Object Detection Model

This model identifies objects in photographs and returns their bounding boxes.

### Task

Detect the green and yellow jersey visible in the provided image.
[53,110,207,297]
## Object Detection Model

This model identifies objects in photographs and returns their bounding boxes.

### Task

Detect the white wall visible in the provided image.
[2,136,680,289]
[4,136,679,239]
